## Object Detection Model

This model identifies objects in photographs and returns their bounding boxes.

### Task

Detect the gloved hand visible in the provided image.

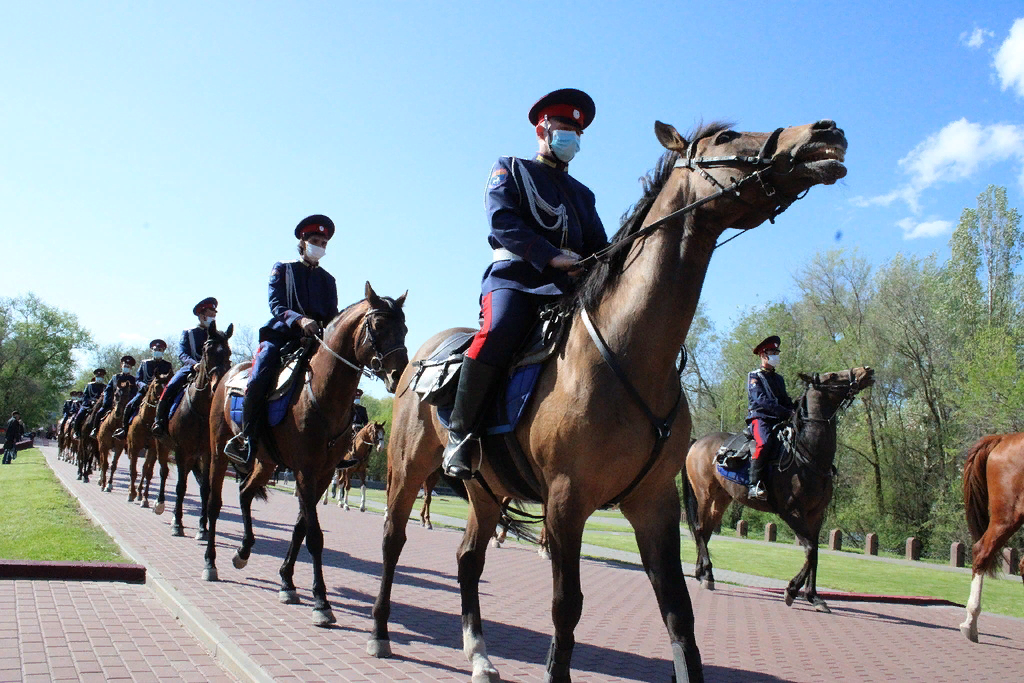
[299,317,320,337]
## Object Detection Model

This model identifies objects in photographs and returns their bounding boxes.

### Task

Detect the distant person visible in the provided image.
[352,389,369,431]
[3,410,25,464]
[115,340,173,439]
[92,355,137,436]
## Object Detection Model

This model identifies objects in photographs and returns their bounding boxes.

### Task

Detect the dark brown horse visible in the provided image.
[327,421,385,511]
[369,119,848,682]
[165,322,234,538]
[959,433,1024,642]
[205,283,408,627]
[96,377,135,492]
[126,372,172,508]
[76,399,103,483]
[685,368,874,612]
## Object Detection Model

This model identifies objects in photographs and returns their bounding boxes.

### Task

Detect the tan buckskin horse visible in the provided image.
[96,377,136,492]
[369,119,848,683]
[126,372,171,509]
[166,322,233,539]
[959,433,1024,642]
[205,283,408,627]
[328,421,385,511]
[685,368,874,613]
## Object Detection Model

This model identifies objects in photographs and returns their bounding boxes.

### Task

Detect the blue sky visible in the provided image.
[3,3,1023,396]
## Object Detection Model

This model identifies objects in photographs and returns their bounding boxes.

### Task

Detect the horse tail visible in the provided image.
[439,473,540,543]
[681,456,700,543]
[963,435,998,546]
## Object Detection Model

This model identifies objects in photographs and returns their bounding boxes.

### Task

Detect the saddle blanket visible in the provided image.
[437,362,544,436]
[716,458,751,486]
[229,382,299,429]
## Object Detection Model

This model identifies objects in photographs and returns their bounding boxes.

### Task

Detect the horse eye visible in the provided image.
[714,131,738,144]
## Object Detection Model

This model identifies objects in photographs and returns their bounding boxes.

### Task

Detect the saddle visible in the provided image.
[715,428,754,471]
[225,340,315,429]
[408,303,571,407]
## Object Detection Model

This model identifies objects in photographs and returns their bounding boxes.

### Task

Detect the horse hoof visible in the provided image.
[279,590,301,605]
[344,504,350,511]
[360,506,366,512]
[960,623,979,643]
[195,529,208,542]
[785,592,796,607]
[491,539,501,549]
[703,578,715,591]
[427,522,433,530]
[539,549,551,561]
[104,484,112,493]
[232,552,248,570]
[312,607,336,627]
[203,567,218,582]
[171,525,185,537]
[153,502,165,515]
[814,601,831,614]
[141,500,149,509]
[127,494,135,502]
[367,639,392,658]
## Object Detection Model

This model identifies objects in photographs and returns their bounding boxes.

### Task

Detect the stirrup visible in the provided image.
[748,482,767,501]
[113,428,125,439]
[151,421,167,437]
[223,433,250,467]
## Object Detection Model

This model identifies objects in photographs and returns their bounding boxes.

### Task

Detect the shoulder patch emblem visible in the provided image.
[488,167,508,188]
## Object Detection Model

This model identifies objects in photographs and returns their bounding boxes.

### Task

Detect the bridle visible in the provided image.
[778,371,860,476]
[577,127,807,269]
[315,303,407,382]
[798,371,859,424]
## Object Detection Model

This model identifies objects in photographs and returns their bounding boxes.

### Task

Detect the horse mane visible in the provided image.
[571,120,735,312]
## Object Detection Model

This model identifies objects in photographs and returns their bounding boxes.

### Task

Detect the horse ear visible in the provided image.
[365,281,383,308]
[395,290,408,308]
[225,323,234,339]
[209,320,218,335]
[797,372,814,385]
[655,121,688,152]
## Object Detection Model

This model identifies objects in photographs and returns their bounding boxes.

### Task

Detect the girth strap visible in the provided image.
[579,306,683,506]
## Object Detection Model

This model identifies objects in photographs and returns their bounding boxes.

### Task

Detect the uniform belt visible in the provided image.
[492,248,523,262]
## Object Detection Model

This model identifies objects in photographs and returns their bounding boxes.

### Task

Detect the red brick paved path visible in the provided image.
[24,446,1024,681]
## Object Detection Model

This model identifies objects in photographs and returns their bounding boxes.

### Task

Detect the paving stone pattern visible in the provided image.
[20,446,1024,682]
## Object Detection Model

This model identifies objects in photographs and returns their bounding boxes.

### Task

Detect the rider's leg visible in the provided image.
[442,289,546,479]
[151,366,191,436]
[748,418,770,501]
[116,393,141,438]
[224,341,280,470]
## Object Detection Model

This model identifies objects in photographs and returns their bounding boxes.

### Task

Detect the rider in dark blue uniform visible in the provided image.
[151,297,218,436]
[746,335,796,501]
[93,355,137,435]
[74,368,107,437]
[442,88,609,479]
[224,215,339,472]
[115,340,173,438]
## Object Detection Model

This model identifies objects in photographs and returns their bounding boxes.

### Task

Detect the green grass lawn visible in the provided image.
[0,449,128,563]
[310,482,1024,619]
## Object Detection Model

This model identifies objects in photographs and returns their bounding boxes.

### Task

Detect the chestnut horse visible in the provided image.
[165,322,234,538]
[959,433,1024,642]
[328,421,385,511]
[96,377,136,492]
[126,372,172,509]
[370,119,848,682]
[75,400,103,483]
[205,283,408,627]
[684,368,874,612]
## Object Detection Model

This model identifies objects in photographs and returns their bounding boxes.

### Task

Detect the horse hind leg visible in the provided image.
[960,520,1018,642]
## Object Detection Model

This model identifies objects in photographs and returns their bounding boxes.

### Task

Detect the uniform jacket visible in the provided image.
[747,368,795,423]
[137,358,173,389]
[261,260,338,343]
[179,326,208,369]
[82,380,105,405]
[62,400,76,416]
[351,403,369,429]
[4,417,24,444]
[481,155,608,296]
[102,372,138,407]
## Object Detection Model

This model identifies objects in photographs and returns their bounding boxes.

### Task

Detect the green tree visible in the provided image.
[361,394,394,481]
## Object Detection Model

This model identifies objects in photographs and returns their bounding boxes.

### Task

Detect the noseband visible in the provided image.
[360,309,407,374]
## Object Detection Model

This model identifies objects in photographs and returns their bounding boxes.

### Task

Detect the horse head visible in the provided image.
[653,119,847,231]
[199,321,234,387]
[358,282,409,393]
[150,372,172,399]
[372,420,386,447]
[796,366,874,422]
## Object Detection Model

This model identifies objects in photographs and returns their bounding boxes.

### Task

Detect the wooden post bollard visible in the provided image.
[1002,547,1020,575]
[865,533,878,556]
[828,529,842,551]
[765,522,776,542]
[906,537,921,561]
[736,520,748,538]
[950,541,965,568]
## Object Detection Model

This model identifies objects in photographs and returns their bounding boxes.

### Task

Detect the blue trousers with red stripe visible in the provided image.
[465,289,556,368]
[750,418,774,460]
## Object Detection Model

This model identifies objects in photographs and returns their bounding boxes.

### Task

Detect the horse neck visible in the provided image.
[594,174,724,392]
[307,304,364,426]
[798,391,839,466]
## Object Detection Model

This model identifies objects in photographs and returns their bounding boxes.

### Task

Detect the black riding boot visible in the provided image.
[748,456,767,501]
[224,368,275,473]
[442,357,501,480]
[150,391,175,438]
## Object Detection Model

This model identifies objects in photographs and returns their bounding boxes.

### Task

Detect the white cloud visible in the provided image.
[897,217,953,240]
[853,119,1024,214]
[961,27,994,49]
[994,18,1024,98]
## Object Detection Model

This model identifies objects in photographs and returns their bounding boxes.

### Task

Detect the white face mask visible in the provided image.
[152,350,164,359]
[200,316,215,328]
[766,354,780,368]
[122,365,131,373]
[305,243,326,263]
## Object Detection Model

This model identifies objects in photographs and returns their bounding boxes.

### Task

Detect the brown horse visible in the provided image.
[75,400,103,483]
[329,421,385,511]
[959,433,1024,642]
[418,467,442,529]
[205,283,408,627]
[684,368,874,612]
[96,377,135,492]
[166,322,234,538]
[126,372,172,508]
[369,119,848,682]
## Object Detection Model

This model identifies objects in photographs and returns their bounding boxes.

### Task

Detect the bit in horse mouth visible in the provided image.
[794,146,846,163]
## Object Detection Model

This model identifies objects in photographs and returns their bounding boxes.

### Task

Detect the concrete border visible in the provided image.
[0,559,145,582]
[41,446,274,683]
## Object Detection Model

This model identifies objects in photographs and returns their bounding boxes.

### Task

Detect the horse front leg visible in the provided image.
[543,502,587,683]
[279,511,307,605]
[457,486,502,682]
[153,448,170,515]
[140,448,156,508]
[108,444,122,492]
[802,541,830,613]
[359,473,367,512]
[127,448,139,501]
[622,483,704,683]
[234,466,272,571]
[194,463,210,541]
[172,456,189,536]
[296,474,335,626]
[203,457,228,581]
